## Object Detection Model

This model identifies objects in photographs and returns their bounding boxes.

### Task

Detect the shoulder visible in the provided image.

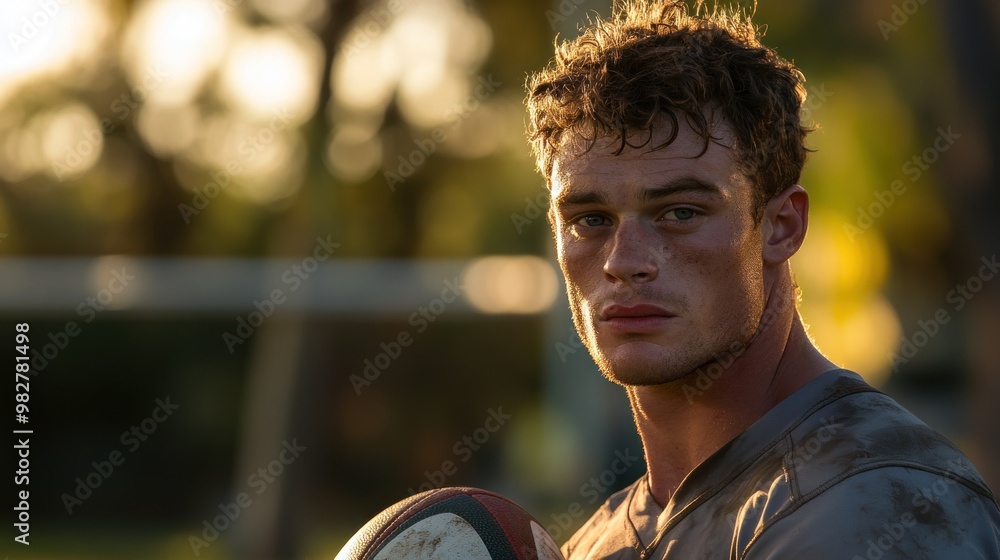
[741,466,1000,559]
[737,379,1000,558]
[785,385,993,501]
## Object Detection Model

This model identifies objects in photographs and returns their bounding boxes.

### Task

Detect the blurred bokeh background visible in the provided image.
[1,0,998,558]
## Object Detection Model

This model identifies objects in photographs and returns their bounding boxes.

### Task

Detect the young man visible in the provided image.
[525,1,1000,558]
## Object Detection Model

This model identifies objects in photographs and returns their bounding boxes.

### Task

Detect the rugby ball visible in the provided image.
[335,487,565,560]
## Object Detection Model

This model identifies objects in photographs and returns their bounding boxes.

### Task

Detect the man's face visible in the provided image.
[550,117,767,386]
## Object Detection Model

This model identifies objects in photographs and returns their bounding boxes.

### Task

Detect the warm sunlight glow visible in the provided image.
[326,120,384,183]
[793,210,901,386]
[177,112,305,205]
[464,256,559,314]
[0,0,110,105]
[88,256,141,310]
[218,26,324,122]
[331,0,492,128]
[389,0,492,128]
[136,103,200,157]
[121,0,230,104]
[40,103,104,182]
[0,113,43,182]
[250,0,327,25]
[332,34,399,113]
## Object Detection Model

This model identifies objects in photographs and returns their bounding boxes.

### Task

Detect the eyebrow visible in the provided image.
[641,178,722,202]
[554,177,723,207]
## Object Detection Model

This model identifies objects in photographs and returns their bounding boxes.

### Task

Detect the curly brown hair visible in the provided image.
[525,0,813,217]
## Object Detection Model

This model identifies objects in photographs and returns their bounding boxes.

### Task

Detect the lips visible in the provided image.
[599,303,676,333]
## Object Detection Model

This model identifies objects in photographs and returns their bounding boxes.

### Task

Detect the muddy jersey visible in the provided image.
[562,370,1000,559]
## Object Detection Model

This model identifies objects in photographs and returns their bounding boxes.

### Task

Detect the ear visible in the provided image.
[761,184,809,265]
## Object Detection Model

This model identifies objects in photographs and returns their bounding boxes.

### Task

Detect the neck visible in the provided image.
[628,279,837,506]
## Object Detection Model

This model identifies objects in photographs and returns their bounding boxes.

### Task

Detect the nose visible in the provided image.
[603,219,659,285]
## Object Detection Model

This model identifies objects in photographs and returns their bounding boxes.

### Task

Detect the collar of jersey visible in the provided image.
[626,368,880,556]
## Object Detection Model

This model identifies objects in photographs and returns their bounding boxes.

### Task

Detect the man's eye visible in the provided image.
[665,208,697,221]
[576,215,609,227]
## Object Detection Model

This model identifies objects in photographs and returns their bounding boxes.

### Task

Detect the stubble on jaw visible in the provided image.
[566,287,763,388]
